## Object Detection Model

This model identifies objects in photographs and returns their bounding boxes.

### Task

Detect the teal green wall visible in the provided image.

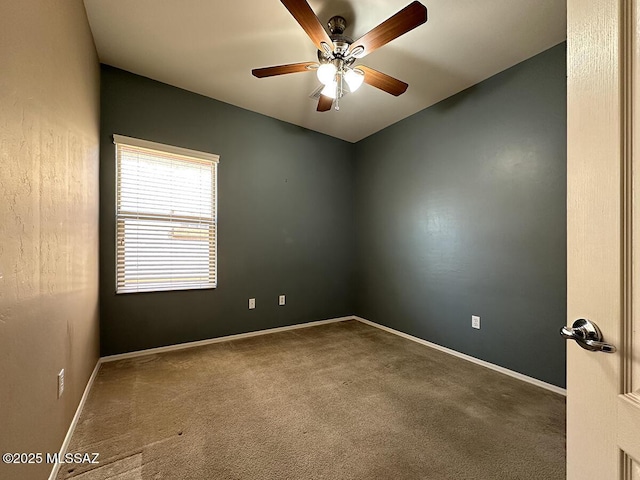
[354,43,567,387]
[100,65,356,355]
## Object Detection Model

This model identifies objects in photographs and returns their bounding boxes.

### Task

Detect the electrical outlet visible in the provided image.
[248,298,255,309]
[278,295,285,306]
[58,369,65,398]
[472,315,481,329]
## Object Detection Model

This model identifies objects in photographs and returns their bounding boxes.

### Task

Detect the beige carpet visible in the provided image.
[57,320,565,479]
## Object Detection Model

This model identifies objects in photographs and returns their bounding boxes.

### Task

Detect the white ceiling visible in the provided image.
[83,0,566,143]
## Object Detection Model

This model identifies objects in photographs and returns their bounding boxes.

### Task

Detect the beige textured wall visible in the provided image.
[0,1,100,479]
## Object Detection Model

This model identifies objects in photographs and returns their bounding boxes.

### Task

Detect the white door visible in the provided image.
[567,0,640,478]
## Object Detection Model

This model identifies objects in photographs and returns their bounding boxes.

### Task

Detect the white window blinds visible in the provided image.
[114,135,219,293]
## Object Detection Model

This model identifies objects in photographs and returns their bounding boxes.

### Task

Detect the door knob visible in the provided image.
[560,318,617,353]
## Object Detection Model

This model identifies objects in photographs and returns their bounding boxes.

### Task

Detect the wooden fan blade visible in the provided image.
[252,62,318,78]
[349,1,427,58]
[317,94,333,112]
[281,0,334,52]
[358,66,408,96]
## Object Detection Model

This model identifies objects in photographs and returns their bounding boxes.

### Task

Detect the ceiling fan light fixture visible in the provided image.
[321,81,338,99]
[345,68,364,92]
[252,0,427,112]
[317,63,337,85]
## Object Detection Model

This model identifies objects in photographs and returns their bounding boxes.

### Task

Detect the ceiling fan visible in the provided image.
[252,0,428,112]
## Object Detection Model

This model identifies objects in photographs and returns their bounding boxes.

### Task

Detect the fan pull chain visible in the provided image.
[335,71,343,111]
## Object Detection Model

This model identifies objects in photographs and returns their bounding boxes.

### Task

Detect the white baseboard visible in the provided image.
[353,316,566,396]
[48,359,101,480]
[101,316,353,363]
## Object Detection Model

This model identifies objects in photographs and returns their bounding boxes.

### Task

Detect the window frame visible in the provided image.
[113,134,219,294]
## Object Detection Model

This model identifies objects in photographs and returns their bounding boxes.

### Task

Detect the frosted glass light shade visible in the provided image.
[321,81,337,99]
[345,68,364,92]
[317,63,337,85]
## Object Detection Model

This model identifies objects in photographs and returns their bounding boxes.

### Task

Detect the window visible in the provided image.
[114,135,218,293]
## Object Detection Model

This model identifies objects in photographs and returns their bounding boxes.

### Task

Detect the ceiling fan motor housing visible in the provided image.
[318,16,355,65]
